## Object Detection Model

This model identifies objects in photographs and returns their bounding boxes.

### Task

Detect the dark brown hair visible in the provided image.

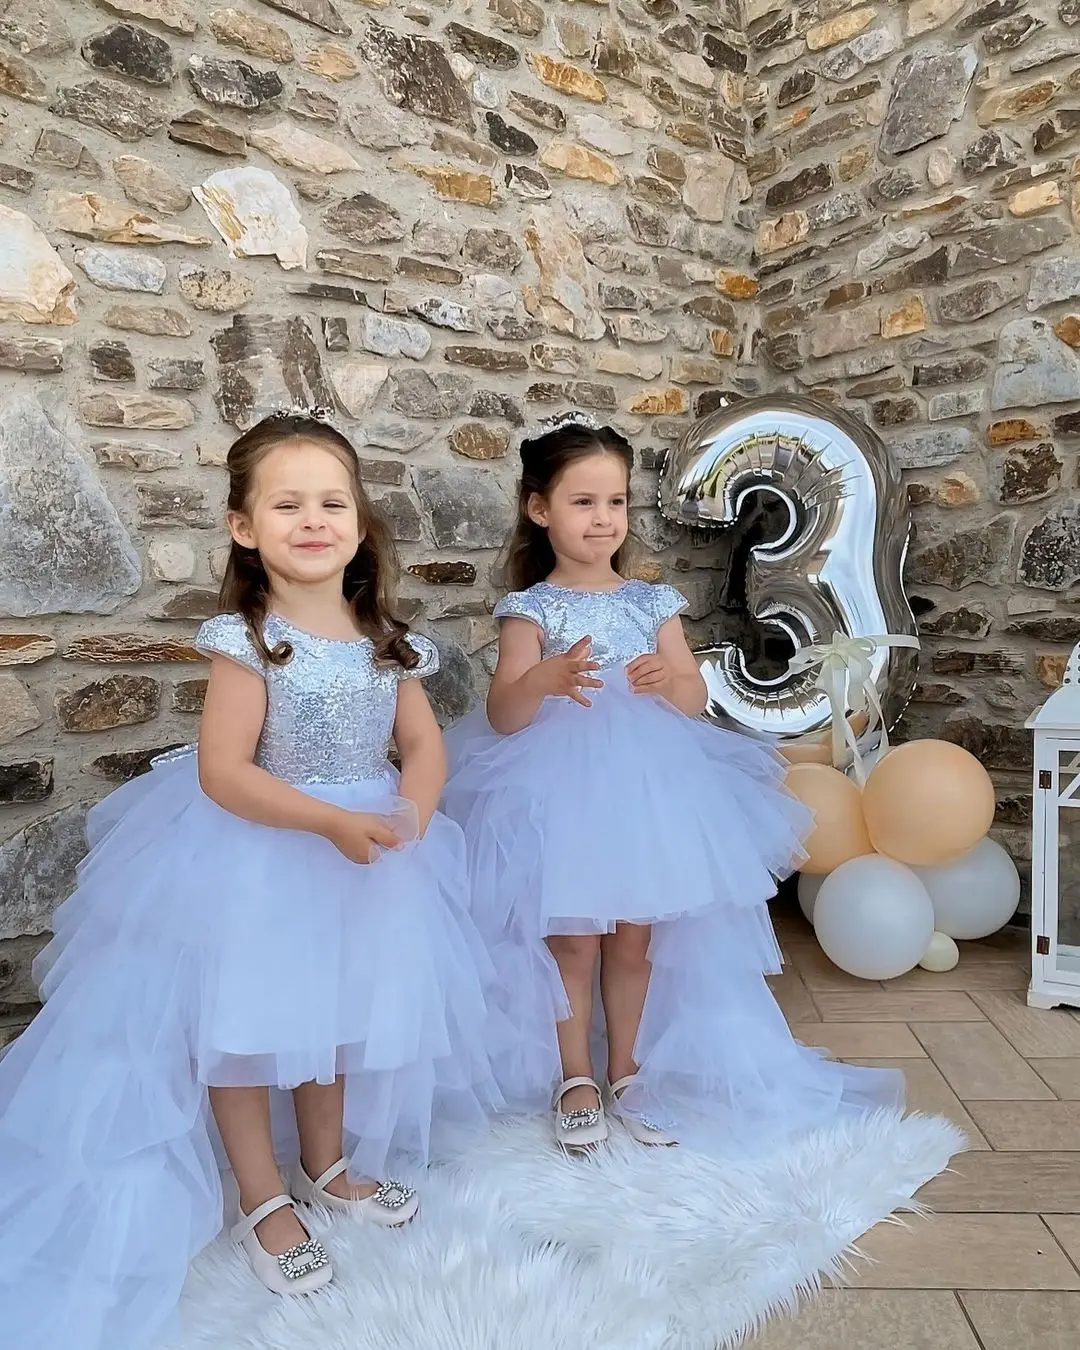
[218,413,417,671]
[501,422,635,593]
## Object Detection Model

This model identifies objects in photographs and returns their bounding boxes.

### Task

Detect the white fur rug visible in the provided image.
[167,1111,964,1350]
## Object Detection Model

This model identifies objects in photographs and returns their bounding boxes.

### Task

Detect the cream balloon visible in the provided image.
[919,931,960,973]
[862,739,995,867]
[797,871,825,924]
[911,837,1021,941]
[784,763,874,875]
[813,855,935,980]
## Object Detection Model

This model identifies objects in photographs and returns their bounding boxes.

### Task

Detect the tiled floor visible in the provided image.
[749,902,1080,1348]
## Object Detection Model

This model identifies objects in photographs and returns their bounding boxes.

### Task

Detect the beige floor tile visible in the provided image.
[960,1291,1080,1349]
[746,1289,980,1348]
[812,990,982,1023]
[847,1058,990,1150]
[781,941,872,991]
[966,929,1030,959]
[882,961,1029,992]
[1031,1058,1080,1099]
[918,1153,1080,1212]
[766,968,819,1024]
[963,1101,1080,1150]
[1042,1214,1080,1265]
[911,1022,1055,1100]
[790,1022,927,1059]
[849,1214,1080,1290]
[969,989,1080,1058]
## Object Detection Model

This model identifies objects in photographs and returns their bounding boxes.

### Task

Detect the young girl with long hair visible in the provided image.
[443,414,903,1152]
[0,412,498,1349]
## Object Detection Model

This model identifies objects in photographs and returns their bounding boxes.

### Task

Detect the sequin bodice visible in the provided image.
[493,580,687,669]
[195,613,438,786]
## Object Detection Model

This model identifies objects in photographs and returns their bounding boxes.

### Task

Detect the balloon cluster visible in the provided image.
[785,740,1021,980]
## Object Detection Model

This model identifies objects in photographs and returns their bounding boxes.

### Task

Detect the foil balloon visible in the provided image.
[657,395,918,759]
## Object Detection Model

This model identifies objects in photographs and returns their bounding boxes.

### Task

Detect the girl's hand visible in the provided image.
[323,809,402,864]
[527,636,603,707]
[626,653,673,698]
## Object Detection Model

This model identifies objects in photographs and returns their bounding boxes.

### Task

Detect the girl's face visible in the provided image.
[228,439,362,587]
[528,451,629,569]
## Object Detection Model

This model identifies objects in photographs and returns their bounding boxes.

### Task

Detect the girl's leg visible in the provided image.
[546,933,603,1112]
[600,922,653,1085]
[210,1085,308,1254]
[293,1077,379,1198]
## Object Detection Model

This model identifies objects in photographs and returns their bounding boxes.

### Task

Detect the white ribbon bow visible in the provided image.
[787,632,921,784]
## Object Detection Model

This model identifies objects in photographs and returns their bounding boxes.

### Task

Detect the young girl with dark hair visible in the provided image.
[443,414,904,1153]
[0,413,499,1349]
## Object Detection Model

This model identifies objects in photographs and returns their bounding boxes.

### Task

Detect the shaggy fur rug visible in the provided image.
[167,1110,963,1350]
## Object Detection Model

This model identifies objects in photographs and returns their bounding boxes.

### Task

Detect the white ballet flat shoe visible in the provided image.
[608,1076,679,1147]
[290,1158,420,1227]
[230,1193,333,1296]
[552,1076,609,1151]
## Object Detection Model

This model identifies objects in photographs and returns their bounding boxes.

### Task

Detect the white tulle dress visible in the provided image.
[443,579,904,1149]
[0,612,500,1350]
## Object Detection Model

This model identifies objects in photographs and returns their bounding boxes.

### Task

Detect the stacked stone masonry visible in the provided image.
[0,0,1077,1030]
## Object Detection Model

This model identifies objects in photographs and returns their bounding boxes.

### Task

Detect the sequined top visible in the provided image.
[493,580,687,669]
[194,613,439,786]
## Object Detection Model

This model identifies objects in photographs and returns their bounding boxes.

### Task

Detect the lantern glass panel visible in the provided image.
[1055,747,1080,980]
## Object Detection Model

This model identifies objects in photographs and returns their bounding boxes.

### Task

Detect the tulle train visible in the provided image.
[0,752,499,1350]
[442,675,904,1146]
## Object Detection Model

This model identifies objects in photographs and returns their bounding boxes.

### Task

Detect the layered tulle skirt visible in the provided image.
[443,673,905,1149]
[0,749,500,1350]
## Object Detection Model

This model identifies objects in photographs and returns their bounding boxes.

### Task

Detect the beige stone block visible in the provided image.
[848,1058,990,1149]
[812,990,982,1023]
[1043,1214,1080,1264]
[806,8,874,50]
[0,674,42,746]
[851,1214,1080,1290]
[961,1291,1080,1350]
[912,1022,1055,1101]
[1010,181,1062,216]
[964,1101,1080,1150]
[790,1022,927,1059]
[920,1152,1080,1212]
[1030,1058,1080,1098]
[969,990,1080,1058]
[747,1289,980,1349]
[766,969,819,1024]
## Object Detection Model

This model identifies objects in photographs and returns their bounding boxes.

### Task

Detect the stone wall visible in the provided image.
[745,0,1080,878]
[3,0,1079,1030]
[0,0,750,1033]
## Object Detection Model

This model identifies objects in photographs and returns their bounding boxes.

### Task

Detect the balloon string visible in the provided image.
[787,633,921,785]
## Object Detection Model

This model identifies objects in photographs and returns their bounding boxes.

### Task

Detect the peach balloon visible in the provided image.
[861,739,995,867]
[784,763,874,875]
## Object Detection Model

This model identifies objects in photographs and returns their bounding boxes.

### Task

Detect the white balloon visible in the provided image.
[813,855,935,981]
[911,836,1020,941]
[919,931,960,972]
[797,872,824,924]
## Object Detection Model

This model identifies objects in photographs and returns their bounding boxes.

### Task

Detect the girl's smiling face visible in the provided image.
[227,438,363,587]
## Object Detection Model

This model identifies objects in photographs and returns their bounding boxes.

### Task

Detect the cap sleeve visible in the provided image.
[400,632,440,679]
[194,613,264,675]
[644,582,688,627]
[493,589,546,631]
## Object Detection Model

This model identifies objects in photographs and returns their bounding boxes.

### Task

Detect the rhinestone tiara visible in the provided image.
[265,403,335,423]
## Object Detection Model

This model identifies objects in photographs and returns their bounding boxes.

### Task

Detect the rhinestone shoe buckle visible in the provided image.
[276,1237,330,1281]
[560,1106,601,1131]
[373,1179,415,1210]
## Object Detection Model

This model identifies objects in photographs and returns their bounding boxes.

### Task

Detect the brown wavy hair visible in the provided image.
[218,413,418,671]
[501,422,635,592]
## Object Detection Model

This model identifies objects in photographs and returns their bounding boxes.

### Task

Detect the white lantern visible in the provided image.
[1027,642,1080,1010]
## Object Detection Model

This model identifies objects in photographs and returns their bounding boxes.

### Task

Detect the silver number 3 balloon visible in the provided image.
[657,394,918,756]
